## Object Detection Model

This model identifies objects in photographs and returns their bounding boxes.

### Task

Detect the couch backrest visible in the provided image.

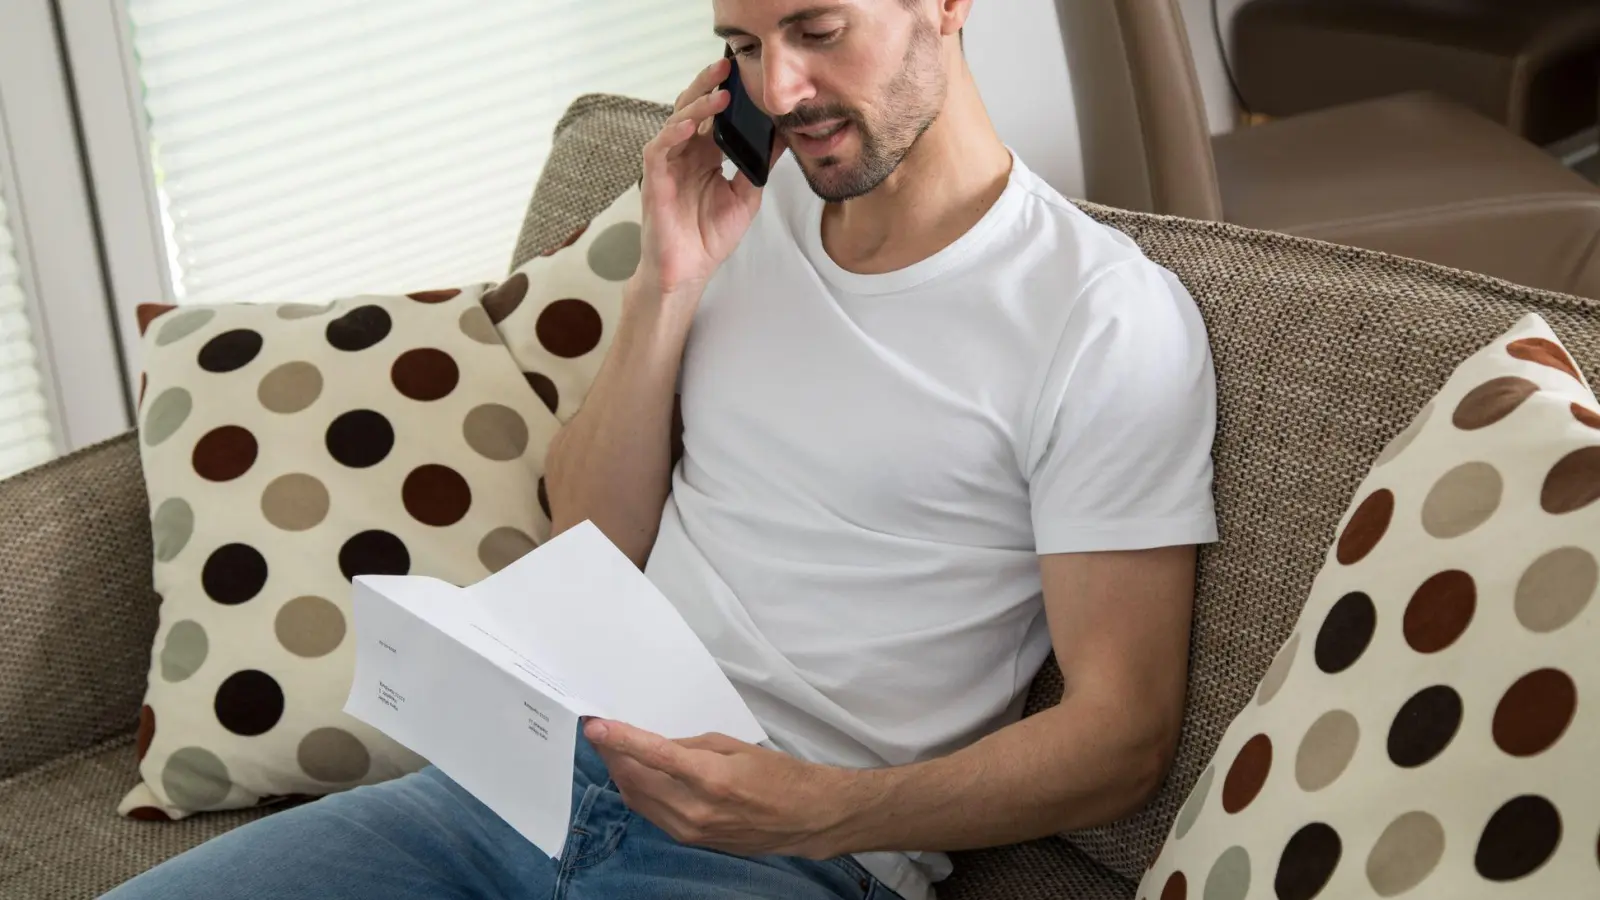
[513,94,1600,882]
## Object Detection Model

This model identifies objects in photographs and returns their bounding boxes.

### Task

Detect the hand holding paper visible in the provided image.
[342,521,766,858]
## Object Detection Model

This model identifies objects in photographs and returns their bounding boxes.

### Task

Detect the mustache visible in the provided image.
[772,104,859,132]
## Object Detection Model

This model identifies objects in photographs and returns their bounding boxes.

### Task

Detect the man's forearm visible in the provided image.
[817,692,1174,856]
[544,276,695,566]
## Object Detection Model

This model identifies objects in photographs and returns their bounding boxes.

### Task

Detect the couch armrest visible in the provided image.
[0,433,157,778]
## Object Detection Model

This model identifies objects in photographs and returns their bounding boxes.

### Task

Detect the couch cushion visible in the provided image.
[0,736,270,899]
[0,434,159,780]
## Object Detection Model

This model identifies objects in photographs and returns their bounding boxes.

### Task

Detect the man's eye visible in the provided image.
[730,44,759,58]
[803,28,844,44]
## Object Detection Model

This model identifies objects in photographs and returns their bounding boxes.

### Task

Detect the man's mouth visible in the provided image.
[791,120,848,140]
[787,119,852,154]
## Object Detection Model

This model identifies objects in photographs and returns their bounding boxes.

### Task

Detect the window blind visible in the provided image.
[0,170,60,478]
[126,0,722,305]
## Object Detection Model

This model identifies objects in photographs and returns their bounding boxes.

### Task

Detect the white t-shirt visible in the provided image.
[643,151,1218,900]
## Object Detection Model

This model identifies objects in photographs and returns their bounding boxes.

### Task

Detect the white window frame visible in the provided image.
[0,0,132,451]
[56,0,174,399]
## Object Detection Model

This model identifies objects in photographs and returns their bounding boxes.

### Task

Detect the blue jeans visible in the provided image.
[105,735,898,900]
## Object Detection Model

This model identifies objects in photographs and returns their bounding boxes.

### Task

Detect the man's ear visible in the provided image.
[939,0,974,40]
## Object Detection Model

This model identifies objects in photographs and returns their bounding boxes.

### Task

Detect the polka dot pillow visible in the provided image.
[1140,313,1600,899]
[120,285,554,821]
[488,183,640,426]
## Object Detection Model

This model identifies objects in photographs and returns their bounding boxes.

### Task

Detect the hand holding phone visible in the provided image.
[634,57,779,303]
[712,46,777,188]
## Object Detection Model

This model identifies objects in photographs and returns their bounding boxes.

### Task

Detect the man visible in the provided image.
[108,1,1216,898]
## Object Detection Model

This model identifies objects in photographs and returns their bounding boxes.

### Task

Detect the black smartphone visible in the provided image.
[712,46,777,188]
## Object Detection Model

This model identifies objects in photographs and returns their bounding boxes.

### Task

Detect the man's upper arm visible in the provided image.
[1039,547,1196,758]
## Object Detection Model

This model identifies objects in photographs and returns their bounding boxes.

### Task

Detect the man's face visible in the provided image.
[713,1,949,202]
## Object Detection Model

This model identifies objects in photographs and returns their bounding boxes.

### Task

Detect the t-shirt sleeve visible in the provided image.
[1026,259,1219,555]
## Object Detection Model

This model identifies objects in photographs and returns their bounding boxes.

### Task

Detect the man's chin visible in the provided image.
[796,157,878,203]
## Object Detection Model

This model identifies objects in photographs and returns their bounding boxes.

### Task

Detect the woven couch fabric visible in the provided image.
[0,737,269,900]
[0,434,160,780]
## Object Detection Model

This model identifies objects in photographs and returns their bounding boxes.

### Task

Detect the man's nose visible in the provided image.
[757,46,811,117]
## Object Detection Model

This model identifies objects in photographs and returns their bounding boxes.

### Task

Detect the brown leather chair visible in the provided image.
[1066,0,1600,300]
[1233,0,1600,145]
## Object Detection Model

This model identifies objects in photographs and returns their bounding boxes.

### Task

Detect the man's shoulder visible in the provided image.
[1001,155,1170,293]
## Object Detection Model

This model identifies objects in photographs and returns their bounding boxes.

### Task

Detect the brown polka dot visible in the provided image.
[1575,404,1600,430]
[463,404,529,461]
[408,288,460,304]
[1403,570,1476,653]
[202,544,268,605]
[1160,871,1186,900]
[1509,337,1583,382]
[127,806,172,822]
[1388,685,1462,768]
[139,373,147,409]
[537,299,604,359]
[137,303,176,336]
[193,426,258,482]
[483,272,529,324]
[1275,823,1341,900]
[1543,447,1600,514]
[1452,377,1539,430]
[275,596,346,658]
[1493,669,1576,757]
[138,705,156,761]
[261,473,330,531]
[538,476,552,521]
[527,372,559,415]
[1315,592,1376,674]
[1422,462,1502,538]
[403,465,472,527]
[339,530,410,580]
[197,329,264,373]
[390,348,459,402]
[1337,490,1393,565]
[258,362,323,414]
[1222,734,1271,814]
[1516,547,1597,633]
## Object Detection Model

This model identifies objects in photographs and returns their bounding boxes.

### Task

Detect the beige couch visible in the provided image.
[3,94,1597,900]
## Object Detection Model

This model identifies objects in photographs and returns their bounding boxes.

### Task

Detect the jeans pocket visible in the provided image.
[826,854,883,899]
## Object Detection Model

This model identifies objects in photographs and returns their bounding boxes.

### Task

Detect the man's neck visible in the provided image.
[820,63,1012,277]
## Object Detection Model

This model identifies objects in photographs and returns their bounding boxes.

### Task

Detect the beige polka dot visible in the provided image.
[1375,403,1433,466]
[587,222,643,281]
[1255,632,1299,706]
[159,620,208,682]
[479,527,537,573]
[162,747,232,810]
[143,388,193,446]
[261,474,330,531]
[298,727,371,783]
[1296,710,1360,791]
[276,302,335,320]
[155,308,215,346]
[1366,812,1445,896]
[151,498,194,563]
[1516,547,1597,633]
[459,306,501,345]
[463,404,529,461]
[1173,764,1214,841]
[275,596,346,658]
[258,362,323,414]
[1421,462,1502,538]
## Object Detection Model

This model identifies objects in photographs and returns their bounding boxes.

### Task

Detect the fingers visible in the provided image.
[676,733,749,755]
[587,719,700,781]
[675,58,732,113]
[646,89,730,171]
